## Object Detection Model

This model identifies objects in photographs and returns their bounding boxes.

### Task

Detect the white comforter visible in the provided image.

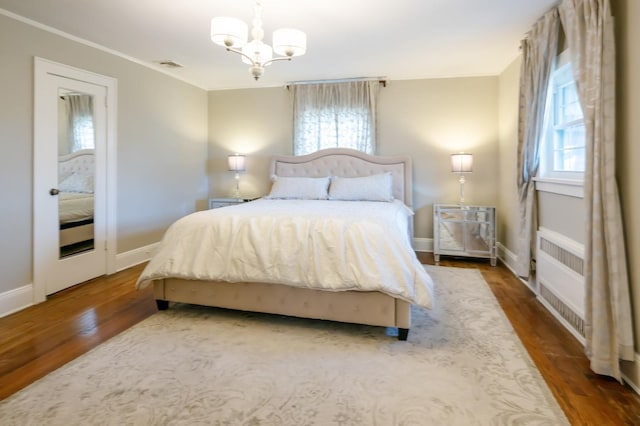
[59,192,94,224]
[137,199,434,309]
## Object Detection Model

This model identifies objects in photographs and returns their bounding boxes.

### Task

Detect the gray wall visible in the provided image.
[208,77,500,240]
[497,56,521,258]
[613,0,640,381]
[0,13,208,294]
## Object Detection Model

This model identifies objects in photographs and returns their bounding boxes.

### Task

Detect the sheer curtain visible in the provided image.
[559,0,634,382]
[516,9,560,279]
[64,94,94,153]
[292,80,380,155]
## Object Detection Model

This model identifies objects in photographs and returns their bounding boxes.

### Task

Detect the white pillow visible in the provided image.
[59,172,94,193]
[329,172,394,202]
[265,175,330,200]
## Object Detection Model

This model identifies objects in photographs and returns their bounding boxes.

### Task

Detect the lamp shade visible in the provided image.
[273,28,307,57]
[228,154,246,172]
[211,17,248,47]
[451,153,473,173]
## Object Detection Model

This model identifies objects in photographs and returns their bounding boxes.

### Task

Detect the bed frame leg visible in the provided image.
[156,300,169,311]
[398,328,409,341]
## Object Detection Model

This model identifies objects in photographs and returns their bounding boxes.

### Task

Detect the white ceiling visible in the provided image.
[0,0,557,91]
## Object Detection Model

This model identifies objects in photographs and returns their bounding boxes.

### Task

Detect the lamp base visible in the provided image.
[232,174,242,200]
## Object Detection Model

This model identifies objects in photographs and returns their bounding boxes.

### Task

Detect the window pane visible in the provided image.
[557,147,585,172]
[562,124,585,149]
[553,128,585,172]
[557,82,582,123]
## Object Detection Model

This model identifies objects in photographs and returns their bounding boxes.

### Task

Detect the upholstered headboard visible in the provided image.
[270,148,413,208]
[58,149,94,177]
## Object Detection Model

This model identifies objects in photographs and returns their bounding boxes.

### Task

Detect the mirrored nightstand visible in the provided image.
[208,197,256,209]
[433,204,496,266]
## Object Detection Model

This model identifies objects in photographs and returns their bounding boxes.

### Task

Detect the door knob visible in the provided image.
[49,188,60,196]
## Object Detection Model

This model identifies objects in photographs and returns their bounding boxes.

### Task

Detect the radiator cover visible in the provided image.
[536,227,585,343]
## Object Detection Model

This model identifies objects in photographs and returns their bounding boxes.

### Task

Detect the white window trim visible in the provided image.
[544,69,585,179]
[538,49,585,189]
[534,176,584,198]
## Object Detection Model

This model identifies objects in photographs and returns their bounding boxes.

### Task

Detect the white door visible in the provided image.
[34,60,114,298]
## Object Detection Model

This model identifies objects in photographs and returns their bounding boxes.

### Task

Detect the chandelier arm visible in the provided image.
[225,47,258,66]
[262,56,293,67]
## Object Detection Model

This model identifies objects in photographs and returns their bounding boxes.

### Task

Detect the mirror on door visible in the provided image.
[57,90,96,258]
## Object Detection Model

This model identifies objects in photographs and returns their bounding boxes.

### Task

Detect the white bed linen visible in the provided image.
[137,199,434,309]
[59,192,94,224]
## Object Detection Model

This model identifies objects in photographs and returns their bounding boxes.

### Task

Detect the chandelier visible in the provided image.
[211,0,307,81]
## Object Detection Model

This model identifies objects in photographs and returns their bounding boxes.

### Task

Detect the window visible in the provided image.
[539,50,585,180]
[70,113,95,151]
[292,80,380,156]
[64,94,95,153]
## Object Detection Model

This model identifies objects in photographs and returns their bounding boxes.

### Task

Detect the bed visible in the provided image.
[57,149,95,251]
[137,148,434,340]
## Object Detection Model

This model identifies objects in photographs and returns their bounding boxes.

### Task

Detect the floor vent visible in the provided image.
[536,228,585,343]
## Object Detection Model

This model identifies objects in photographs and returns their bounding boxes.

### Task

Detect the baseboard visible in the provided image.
[0,284,34,319]
[416,239,514,263]
[115,242,159,272]
[413,237,432,253]
[0,243,159,318]
[497,242,517,273]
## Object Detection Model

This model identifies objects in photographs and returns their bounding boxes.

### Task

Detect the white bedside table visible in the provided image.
[433,204,497,266]
[208,197,255,209]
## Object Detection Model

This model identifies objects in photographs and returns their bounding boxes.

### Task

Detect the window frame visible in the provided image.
[538,49,585,182]
[536,49,585,198]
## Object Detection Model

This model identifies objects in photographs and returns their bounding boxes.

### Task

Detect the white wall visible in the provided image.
[208,87,293,200]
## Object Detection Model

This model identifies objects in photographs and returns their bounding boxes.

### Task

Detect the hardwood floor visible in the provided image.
[1,256,640,424]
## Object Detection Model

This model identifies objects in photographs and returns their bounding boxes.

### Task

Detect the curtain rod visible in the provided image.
[285,77,387,90]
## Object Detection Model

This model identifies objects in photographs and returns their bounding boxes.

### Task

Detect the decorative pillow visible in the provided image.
[265,175,330,200]
[59,172,94,193]
[328,172,394,202]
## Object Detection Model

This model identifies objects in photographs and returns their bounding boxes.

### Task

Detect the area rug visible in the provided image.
[0,266,569,425]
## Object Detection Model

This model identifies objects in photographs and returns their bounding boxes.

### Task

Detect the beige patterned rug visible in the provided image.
[0,266,568,425]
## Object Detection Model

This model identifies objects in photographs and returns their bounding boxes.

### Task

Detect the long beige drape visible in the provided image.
[516,9,560,279]
[558,0,634,382]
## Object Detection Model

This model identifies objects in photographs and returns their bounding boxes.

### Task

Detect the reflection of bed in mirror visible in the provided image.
[58,149,94,256]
